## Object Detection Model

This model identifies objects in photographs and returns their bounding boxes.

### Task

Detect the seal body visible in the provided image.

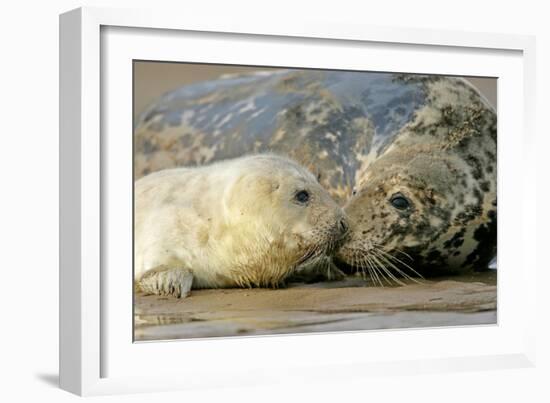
[135,70,496,277]
[134,154,348,297]
[135,70,379,203]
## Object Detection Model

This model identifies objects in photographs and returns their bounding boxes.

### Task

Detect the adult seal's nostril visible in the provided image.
[338,218,349,237]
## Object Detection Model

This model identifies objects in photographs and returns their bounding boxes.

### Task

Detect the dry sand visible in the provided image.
[134,271,496,341]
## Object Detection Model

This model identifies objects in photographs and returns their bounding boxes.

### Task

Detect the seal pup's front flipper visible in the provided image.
[137,266,194,298]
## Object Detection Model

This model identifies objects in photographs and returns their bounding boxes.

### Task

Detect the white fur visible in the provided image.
[134,154,345,295]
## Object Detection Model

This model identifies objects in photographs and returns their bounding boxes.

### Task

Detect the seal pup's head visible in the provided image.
[220,154,349,287]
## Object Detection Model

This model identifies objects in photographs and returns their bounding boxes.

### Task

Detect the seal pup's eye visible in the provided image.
[390,194,411,210]
[294,190,310,204]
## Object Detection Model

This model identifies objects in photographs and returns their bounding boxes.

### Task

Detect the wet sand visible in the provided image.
[134,271,496,341]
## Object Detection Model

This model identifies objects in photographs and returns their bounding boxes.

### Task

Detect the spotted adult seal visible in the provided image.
[134,154,349,298]
[337,76,496,278]
[135,69,496,279]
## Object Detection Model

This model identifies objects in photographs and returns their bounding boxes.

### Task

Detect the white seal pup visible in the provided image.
[134,154,349,298]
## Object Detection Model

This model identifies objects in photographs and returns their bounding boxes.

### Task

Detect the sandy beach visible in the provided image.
[134,271,496,341]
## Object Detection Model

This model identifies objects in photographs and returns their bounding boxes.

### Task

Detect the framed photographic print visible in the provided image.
[131,61,499,342]
[60,6,537,396]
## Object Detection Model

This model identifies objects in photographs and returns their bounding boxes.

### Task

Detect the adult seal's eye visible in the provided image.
[390,194,410,210]
[294,190,310,204]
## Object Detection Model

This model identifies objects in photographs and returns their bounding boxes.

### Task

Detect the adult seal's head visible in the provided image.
[134,154,348,298]
[336,76,497,278]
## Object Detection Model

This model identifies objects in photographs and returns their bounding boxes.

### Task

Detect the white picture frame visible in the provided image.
[59,6,537,396]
